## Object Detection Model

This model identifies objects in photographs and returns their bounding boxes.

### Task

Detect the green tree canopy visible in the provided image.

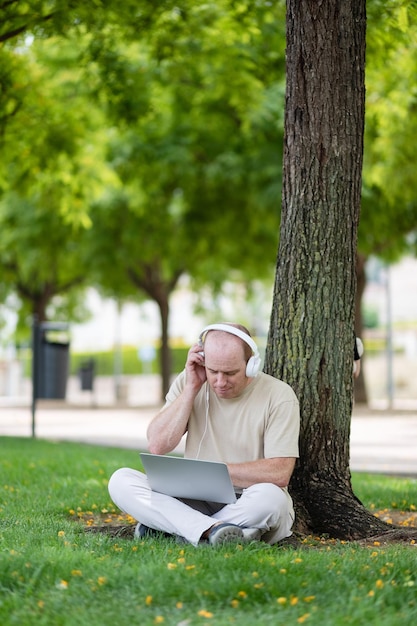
[83,2,287,394]
[0,36,109,326]
[353,1,417,401]
[361,0,417,260]
[1,0,417,402]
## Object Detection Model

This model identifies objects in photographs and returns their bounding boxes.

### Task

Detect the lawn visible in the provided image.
[1,437,416,626]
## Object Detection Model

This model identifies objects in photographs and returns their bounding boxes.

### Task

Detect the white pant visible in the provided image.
[108,467,295,547]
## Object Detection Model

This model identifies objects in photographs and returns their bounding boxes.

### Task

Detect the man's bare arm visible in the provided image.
[147,388,196,455]
[147,346,206,455]
[227,457,296,489]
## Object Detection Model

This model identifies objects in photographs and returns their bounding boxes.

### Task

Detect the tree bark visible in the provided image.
[264,0,388,539]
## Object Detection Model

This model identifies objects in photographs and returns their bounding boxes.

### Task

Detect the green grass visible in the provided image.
[351,472,417,512]
[1,437,416,626]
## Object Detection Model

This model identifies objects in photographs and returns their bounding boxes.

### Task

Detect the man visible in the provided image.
[353,337,364,378]
[108,323,300,546]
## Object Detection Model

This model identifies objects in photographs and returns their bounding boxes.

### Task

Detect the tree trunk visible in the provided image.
[157,293,172,401]
[265,0,389,539]
[128,263,180,401]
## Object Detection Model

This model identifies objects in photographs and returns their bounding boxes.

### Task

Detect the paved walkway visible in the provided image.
[1,375,417,476]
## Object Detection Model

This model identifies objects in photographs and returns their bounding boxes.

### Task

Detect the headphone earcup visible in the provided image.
[199,324,262,377]
[246,355,261,377]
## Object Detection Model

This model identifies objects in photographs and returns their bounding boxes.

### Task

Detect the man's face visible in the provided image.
[203,332,251,399]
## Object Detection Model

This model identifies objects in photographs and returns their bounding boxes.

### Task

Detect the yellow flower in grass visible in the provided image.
[231,599,239,608]
[237,591,247,598]
[145,595,153,606]
[112,545,123,552]
[298,613,310,623]
[57,531,65,538]
[277,597,287,605]
[198,610,213,618]
[57,580,68,590]
[97,577,107,586]
[154,617,164,624]
[71,570,82,577]
[375,580,384,589]
[290,596,299,606]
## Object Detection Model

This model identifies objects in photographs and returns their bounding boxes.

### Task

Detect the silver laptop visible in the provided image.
[139,453,237,504]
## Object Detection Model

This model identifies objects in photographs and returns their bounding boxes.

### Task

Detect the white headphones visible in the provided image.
[199,323,262,377]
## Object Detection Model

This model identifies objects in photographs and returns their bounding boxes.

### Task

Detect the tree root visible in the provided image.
[85,524,135,538]
[356,527,417,546]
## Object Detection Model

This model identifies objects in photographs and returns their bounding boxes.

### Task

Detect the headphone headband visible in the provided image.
[199,323,259,357]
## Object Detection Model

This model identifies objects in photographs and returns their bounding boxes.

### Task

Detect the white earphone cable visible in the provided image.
[195,384,209,459]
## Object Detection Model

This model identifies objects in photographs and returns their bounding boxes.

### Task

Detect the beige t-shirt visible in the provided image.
[165,371,300,464]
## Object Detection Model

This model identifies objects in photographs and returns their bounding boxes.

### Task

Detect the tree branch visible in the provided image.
[0,11,55,43]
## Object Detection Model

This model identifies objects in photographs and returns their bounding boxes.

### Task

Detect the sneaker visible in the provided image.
[134,523,188,544]
[134,523,170,539]
[134,523,153,538]
[242,527,262,542]
[208,523,244,546]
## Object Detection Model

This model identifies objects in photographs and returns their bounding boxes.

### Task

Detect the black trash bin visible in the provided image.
[79,359,95,391]
[38,334,70,400]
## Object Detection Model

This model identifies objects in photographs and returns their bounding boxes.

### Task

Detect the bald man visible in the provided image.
[109,323,300,547]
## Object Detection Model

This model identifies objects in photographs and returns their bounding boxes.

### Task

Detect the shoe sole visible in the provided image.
[209,526,244,546]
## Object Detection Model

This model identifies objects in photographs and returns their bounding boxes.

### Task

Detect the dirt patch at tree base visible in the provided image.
[374,509,417,527]
[78,509,417,546]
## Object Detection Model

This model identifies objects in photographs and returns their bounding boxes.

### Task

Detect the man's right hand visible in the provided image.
[185,344,207,391]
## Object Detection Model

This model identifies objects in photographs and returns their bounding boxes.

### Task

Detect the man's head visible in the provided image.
[199,323,260,399]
